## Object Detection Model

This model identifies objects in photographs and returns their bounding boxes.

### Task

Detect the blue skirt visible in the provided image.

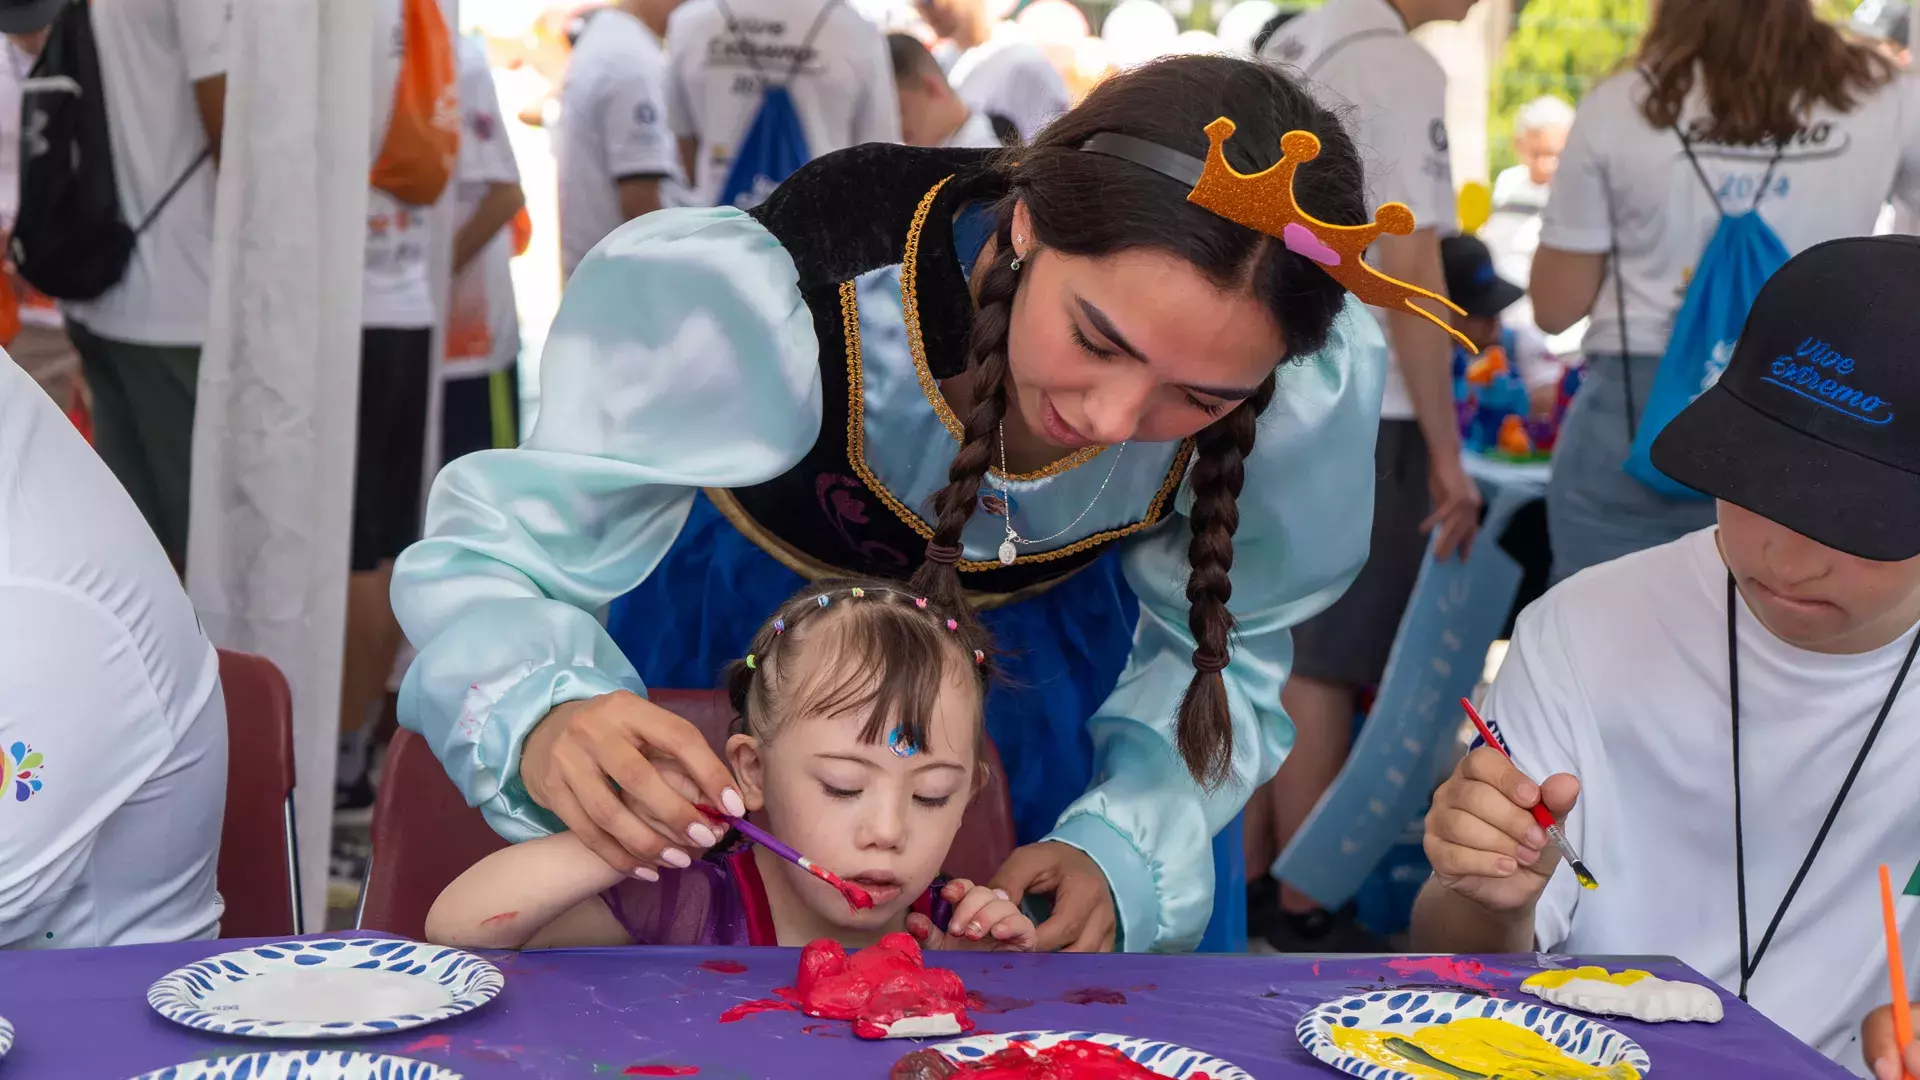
[607,493,1245,952]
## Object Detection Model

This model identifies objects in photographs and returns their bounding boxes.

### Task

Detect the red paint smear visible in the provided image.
[1312,962,1321,976]
[717,998,798,1023]
[773,985,802,1003]
[699,959,748,974]
[1382,957,1508,991]
[921,1038,1173,1077]
[800,1023,842,1037]
[1060,987,1127,1005]
[402,1034,451,1053]
[806,863,873,911]
[479,910,518,927]
[625,1067,700,1076]
[966,991,1034,1015]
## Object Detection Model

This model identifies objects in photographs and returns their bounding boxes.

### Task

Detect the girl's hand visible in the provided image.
[519,691,744,876]
[1862,1002,1920,1080]
[991,841,1117,952]
[907,879,1036,952]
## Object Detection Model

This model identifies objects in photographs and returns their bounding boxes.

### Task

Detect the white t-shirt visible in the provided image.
[1486,528,1920,1076]
[666,0,902,208]
[557,9,679,280]
[947,25,1067,143]
[61,0,230,347]
[1263,0,1455,420]
[0,352,227,948]
[363,0,438,331]
[1541,69,1920,358]
[449,36,521,377]
[945,110,1001,149]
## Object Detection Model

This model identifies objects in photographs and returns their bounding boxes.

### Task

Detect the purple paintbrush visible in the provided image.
[696,804,874,911]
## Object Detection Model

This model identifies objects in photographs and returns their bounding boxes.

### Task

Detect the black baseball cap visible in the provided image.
[1651,236,1920,561]
[0,0,63,34]
[1441,234,1524,319]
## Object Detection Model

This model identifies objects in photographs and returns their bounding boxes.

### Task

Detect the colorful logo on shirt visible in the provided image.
[635,101,658,127]
[1765,336,1895,426]
[1429,119,1450,153]
[1,742,45,803]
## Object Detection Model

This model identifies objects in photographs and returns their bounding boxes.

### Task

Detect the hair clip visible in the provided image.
[745,654,757,670]
[772,618,785,634]
[815,595,831,608]
[945,619,959,631]
[888,727,918,758]
[973,649,986,665]
[914,597,928,609]
[850,587,865,598]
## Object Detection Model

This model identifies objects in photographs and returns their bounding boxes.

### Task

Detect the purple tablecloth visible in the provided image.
[0,936,1848,1078]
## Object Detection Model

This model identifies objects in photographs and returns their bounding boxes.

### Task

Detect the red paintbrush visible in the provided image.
[1459,697,1599,891]
[696,804,874,912]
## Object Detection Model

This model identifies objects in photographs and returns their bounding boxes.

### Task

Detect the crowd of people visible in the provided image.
[0,0,1917,1077]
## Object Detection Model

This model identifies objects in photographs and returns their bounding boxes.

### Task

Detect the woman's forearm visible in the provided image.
[426,832,628,949]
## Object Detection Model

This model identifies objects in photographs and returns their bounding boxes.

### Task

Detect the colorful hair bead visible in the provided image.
[772,618,785,634]
[914,597,928,609]
[945,619,958,631]
[850,587,865,598]
[745,654,757,670]
[973,649,986,665]
[815,595,831,608]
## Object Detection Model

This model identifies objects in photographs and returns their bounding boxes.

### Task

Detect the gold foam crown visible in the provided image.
[1188,118,1472,351]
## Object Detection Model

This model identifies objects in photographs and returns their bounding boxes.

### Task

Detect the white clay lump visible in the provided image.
[1521,967,1724,1023]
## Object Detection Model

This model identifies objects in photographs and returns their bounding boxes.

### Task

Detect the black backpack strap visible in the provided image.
[1304,28,1401,76]
[1675,127,1788,216]
[134,147,211,236]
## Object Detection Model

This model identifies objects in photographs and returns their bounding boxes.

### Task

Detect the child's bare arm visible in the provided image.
[426,832,633,949]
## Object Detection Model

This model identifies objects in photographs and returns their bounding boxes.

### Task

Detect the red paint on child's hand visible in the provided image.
[625,1066,700,1076]
[479,911,519,927]
[796,934,974,1039]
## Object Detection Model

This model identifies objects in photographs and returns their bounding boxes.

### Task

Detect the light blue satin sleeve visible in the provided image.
[1045,297,1387,952]
[392,207,821,839]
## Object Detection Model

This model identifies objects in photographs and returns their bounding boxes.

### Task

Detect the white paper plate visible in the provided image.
[147,938,503,1039]
[129,1050,463,1080]
[0,1014,13,1058]
[1296,990,1652,1080]
[927,1030,1252,1079]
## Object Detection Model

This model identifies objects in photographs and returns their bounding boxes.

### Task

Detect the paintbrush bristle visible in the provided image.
[1571,861,1599,890]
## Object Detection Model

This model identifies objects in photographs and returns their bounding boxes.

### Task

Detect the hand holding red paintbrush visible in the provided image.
[1423,699,1588,914]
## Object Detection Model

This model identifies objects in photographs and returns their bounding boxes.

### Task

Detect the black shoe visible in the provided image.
[1260,902,1389,954]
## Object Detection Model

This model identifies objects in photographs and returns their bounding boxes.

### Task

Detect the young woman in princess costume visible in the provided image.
[394,54,1463,952]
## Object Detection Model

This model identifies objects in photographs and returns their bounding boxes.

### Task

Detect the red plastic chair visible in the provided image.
[215,648,304,937]
[358,689,1018,940]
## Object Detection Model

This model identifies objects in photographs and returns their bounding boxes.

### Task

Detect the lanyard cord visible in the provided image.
[1728,572,1920,999]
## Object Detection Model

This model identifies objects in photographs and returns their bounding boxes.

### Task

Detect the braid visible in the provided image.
[907,217,1021,621]
[1175,373,1276,788]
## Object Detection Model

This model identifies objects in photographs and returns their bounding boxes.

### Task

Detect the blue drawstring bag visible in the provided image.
[1622,135,1790,497]
[712,0,840,211]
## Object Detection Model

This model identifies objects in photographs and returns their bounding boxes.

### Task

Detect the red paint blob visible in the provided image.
[893,1039,1171,1078]
[1060,988,1127,1005]
[1382,956,1508,992]
[699,960,748,974]
[797,933,973,1039]
[717,998,799,1023]
[773,985,802,1003]
[402,1034,451,1053]
[625,1067,700,1076]
[479,911,519,927]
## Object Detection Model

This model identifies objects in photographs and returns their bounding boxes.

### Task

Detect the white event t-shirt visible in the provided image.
[945,110,1001,150]
[947,25,1068,143]
[449,36,521,377]
[1263,0,1455,420]
[61,0,230,347]
[666,0,901,208]
[1485,528,1920,1076]
[0,353,227,948]
[557,8,679,280]
[363,0,437,331]
[1541,69,1920,358]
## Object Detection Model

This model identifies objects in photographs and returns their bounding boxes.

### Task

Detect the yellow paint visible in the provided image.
[1329,1017,1642,1080]
[1522,967,1653,991]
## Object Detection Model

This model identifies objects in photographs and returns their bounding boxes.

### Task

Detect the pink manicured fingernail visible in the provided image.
[993,889,1010,901]
[722,788,747,817]
[660,847,692,868]
[688,822,718,848]
[633,866,660,882]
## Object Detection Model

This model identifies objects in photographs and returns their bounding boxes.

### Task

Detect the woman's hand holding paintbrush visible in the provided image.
[1424,700,1585,915]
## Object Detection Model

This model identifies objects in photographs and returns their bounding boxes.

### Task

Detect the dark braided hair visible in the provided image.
[908,55,1367,788]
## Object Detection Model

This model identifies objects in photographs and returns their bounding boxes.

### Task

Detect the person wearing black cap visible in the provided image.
[1412,236,1920,1076]
[1440,233,1564,416]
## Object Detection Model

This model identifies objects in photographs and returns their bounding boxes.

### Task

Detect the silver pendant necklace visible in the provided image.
[994,419,1126,565]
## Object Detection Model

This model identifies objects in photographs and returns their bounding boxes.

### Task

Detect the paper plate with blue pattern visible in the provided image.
[0,1013,13,1058]
[926,1030,1251,1079]
[129,1049,463,1080]
[147,939,503,1039]
[1297,990,1652,1080]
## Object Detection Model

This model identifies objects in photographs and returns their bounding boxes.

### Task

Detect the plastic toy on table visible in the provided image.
[1454,343,1580,462]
